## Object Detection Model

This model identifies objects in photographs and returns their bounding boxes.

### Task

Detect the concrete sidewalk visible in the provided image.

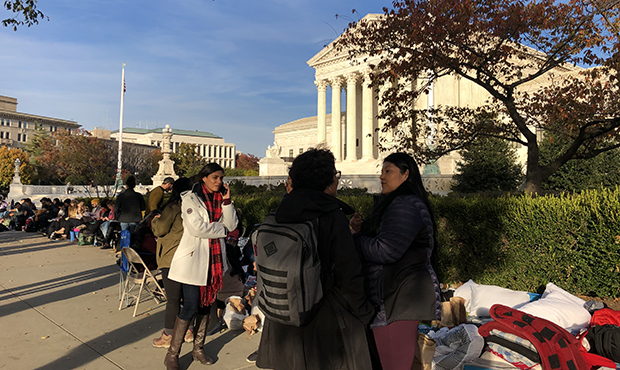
[0,231,261,370]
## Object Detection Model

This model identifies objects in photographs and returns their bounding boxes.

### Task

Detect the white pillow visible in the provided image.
[517,282,590,333]
[469,284,531,317]
[454,279,479,312]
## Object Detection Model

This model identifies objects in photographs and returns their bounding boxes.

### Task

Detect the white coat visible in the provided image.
[168,188,237,286]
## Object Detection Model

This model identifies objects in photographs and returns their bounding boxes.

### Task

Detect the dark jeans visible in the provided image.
[161,268,183,330]
[179,284,210,321]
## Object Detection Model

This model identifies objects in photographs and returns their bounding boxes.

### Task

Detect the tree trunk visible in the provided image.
[523,167,544,194]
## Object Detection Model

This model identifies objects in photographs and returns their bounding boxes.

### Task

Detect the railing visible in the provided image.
[225,174,454,195]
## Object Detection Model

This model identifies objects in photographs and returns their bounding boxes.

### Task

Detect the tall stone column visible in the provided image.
[330,77,343,161]
[152,125,178,186]
[315,80,328,144]
[345,73,359,162]
[362,71,375,160]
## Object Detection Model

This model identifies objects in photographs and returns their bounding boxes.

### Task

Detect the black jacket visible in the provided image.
[114,188,146,223]
[257,188,375,370]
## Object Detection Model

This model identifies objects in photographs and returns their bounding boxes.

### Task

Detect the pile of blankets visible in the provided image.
[415,281,620,370]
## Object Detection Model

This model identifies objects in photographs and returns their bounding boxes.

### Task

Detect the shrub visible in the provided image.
[234,187,620,298]
[452,136,523,193]
[540,134,620,192]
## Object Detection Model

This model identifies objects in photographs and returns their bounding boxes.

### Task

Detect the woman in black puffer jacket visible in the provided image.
[350,152,441,370]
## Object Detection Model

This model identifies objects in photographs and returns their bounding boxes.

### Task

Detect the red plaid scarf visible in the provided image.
[200,184,223,307]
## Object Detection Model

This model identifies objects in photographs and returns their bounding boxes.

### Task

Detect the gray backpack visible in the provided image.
[255,214,322,327]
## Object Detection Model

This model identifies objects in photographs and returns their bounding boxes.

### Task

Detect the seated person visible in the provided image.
[9,202,35,230]
[36,198,59,232]
[0,195,9,220]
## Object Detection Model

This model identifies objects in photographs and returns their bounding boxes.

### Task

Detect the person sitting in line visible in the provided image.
[146,177,174,214]
[35,198,59,233]
[22,198,37,211]
[85,199,103,219]
[51,200,86,240]
[0,195,10,220]
[9,202,35,231]
[45,202,67,237]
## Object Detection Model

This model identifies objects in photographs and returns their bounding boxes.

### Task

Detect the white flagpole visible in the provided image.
[114,63,126,195]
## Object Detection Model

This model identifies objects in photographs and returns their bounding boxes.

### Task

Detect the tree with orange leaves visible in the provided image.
[337,0,620,193]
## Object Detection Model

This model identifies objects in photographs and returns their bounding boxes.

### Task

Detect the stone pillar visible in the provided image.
[331,77,343,161]
[152,125,178,186]
[362,71,375,160]
[345,73,359,162]
[315,80,328,144]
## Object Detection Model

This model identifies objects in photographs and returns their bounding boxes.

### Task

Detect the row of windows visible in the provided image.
[150,141,234,158]
[0,132,27,142]
[288,148,305,157]
[0,119,29,128]
[0,119,61,132]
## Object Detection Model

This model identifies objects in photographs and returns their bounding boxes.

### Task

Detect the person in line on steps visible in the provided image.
[164,163,238,370]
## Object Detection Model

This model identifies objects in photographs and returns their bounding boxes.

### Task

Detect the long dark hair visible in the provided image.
[198,163,224,182]
[161,177,192,211]
[361,153,439,270]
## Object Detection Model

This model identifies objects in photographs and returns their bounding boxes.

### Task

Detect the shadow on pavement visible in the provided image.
[0,265,118,303]
[0,272,118,316]
[33,312,244,370]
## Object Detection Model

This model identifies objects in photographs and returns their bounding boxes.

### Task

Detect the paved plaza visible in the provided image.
[0,231,261,370]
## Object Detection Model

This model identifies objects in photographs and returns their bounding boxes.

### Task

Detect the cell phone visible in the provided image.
[219,186,228,196]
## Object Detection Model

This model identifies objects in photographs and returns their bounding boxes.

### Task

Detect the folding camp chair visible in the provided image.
[118,247,167,317]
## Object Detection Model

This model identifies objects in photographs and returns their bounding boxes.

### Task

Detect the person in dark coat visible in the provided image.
[114,175,146,235]
[256,148,375,370]
[350,152,441,370]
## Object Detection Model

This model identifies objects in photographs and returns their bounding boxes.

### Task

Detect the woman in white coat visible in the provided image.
[164,163,238,370]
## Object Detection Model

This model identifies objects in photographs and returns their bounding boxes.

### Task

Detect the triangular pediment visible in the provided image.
[307,13,382,69]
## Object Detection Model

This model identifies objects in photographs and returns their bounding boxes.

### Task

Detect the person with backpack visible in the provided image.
[349,152,442,370]
[255,148,375,370]
[150,177,196,348]
[164,163,238,370]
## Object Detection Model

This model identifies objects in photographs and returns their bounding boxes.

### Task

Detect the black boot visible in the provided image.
[164,317,191,370]
[192,314,213,365]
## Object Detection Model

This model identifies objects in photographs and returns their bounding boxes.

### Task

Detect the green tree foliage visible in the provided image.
[0,146,31,190]
[171,143,207,179]
[225,167,259,177]
[540,134,620,192]
[336,0,620,193]
[452,137,523,193]
[2,0,47,30]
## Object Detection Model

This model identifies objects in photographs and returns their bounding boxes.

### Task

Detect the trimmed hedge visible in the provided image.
[233,187,620,298]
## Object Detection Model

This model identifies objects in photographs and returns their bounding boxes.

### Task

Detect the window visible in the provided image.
[5,132,8,139]
[17,133,21,141]
[0,132,3,138]
[23,134,26,142]
[289,149,294,157]
[299,148,303,154]
[0,119,4,126]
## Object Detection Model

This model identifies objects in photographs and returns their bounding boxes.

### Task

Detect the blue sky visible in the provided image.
[1,0,386,157]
